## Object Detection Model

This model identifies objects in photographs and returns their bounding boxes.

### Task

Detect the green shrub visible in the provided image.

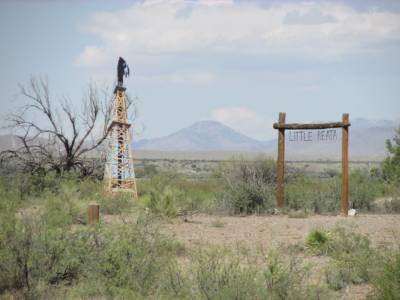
[262,249,334,299]
[305,229,329,254]
[0,195,91,296]
[371,250,400,300]
[382,126,400,184]
[147,186,182,217]
[139,171,218,217]
[349,169,382,211]
[286,175,340,214]
[190,247,333,300]
[325,265,348,290]
[313,227,381,290]
[97,193,134,215]
[0,194,182,299]
[193,248,262,299]
[383,196,400,213]
[217,158,276,214]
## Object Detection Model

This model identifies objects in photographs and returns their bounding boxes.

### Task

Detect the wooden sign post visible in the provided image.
[273,113,350,216]
[276,112,286,208]
[87,203,100,225]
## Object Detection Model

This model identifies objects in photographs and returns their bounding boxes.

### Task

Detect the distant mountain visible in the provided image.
[0,135,21,151]
[134,119,398,160]
[134,120,265,151]
[1,119,397,160]
[261,119,397,160]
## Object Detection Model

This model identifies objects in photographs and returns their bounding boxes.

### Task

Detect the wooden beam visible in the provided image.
[341,114,349,216]
[273,122,350,130]
[276,112,286,208]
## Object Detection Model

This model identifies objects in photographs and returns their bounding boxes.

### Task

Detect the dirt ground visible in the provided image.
[101,213,400,299]
[163,214,399,300]
[165,214,400,250]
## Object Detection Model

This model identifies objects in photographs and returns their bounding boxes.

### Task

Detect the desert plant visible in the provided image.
[193,248,262,299]
[312,227,381,290]
[382,126,400,183]
[217,157,276,214]
[305,229,329,254]
[286,175,340,214]
[97,193,133,215]
[349,169,382,211]
[370,250,400,300]
[262,249,333,299]
[139,171,217,216]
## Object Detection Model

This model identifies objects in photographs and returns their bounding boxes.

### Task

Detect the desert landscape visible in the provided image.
[1,1,400,299]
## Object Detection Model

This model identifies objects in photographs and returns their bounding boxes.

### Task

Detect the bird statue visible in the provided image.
[117,57,130,86]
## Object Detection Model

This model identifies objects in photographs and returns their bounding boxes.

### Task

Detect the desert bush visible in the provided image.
[146,186,183,217]
[305,229,330,254]
[349,169,382,211]
[286,169,384,213]
[190,247,333,300]
[193,248,262,299]
[331,228,379,282]
[0,199,87,298]
[97,193,134,215]
[308,227,381,290]
[139,171,217,217]
[0,193,182,299]
[370,250,400,300]
[286,175,340,214]
[261,250,327,300]
[217,158,276,214]
[94,221,180,297]
[383,196,400,213]
[0,173,63,202]
[382,126,400,184]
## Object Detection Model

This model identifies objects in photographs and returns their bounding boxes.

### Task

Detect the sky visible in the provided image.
[0,0,400,141]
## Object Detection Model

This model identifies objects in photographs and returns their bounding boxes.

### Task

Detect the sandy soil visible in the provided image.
[101,213,400,299]
[165,214,400,250]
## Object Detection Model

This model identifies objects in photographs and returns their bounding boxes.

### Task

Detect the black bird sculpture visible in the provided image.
[117,57,130,86]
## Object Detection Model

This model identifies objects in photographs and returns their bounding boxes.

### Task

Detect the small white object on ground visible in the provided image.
[348,209,357,216]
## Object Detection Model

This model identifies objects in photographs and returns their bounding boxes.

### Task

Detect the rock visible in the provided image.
[348,209,357,216]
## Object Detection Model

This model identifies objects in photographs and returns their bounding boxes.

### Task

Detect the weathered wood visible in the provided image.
[273,122,350,130]
[87,203,100,225]
[341,114,349,216]
[276,112,286,208]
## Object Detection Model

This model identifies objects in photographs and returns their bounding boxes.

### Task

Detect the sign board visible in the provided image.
[273,113,350,216]
[287,129,338,142]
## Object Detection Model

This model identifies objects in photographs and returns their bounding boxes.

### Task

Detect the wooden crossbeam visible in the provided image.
[273,122,350,130]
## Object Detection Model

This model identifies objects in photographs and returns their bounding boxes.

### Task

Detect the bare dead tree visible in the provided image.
[0,76,136,177]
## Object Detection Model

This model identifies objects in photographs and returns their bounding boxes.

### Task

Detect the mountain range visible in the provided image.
[134,119,397,160]
[0,119,397,161]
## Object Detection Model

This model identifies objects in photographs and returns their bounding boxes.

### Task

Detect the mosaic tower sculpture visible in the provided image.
[103,57,138,198]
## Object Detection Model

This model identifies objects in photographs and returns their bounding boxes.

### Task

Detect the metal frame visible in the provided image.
[103,86,138,198]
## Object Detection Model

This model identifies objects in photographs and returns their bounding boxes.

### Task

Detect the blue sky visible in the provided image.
[1,0,399,140]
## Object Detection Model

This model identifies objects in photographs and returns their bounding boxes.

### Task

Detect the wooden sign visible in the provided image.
[273,113,350,216]
[287,129,338,142]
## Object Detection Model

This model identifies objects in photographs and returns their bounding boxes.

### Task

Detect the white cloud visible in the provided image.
[75,46,106,67]
[211,106,275,140]
[78,0,400,64]
[135,71,216,85]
